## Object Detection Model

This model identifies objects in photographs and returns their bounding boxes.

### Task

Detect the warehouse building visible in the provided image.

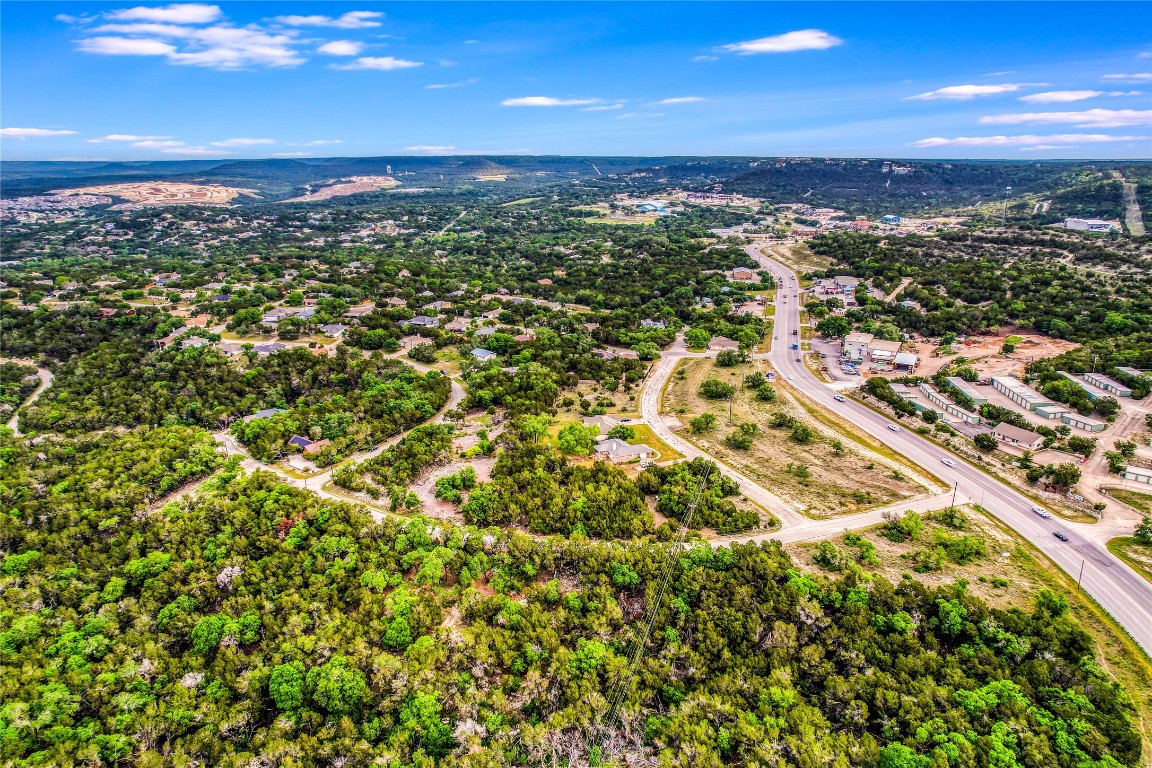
[919,384,981,424]
[1035,404,1069,420]
[843,332,874,362]
[991,377,1054,411]
[1060,412,1108,433]
[946,377,987,406]
[1057,371,1111,401]
[1122,465,1152,486]
[1081,371,1133,398]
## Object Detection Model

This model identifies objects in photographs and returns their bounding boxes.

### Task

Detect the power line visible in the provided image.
[588,462,712,761]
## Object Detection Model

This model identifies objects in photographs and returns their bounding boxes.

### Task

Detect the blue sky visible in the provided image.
[2,2,1150,160]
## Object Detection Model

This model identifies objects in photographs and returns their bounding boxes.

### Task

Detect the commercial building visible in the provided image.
[946,377,987,406]
[991,377,1054,411]
[1081,371,1133,398]
[1122,465,1152,486]
[992,422,1046,450]
[868,338,903,364]
[893,352,920,371]
[1064,218,1118,233]
[843,332,874,362]
[1060,412,1107,433]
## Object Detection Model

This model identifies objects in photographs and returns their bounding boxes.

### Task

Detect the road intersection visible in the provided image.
[639,245,1152,655]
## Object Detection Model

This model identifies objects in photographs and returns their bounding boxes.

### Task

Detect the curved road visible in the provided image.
[748,244,1152,655]
[1,359,53,437]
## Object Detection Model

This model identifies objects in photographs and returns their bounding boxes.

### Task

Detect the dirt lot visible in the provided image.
[665,358,930,518]
[282,175,399,202]
[54,182,257,206]
[895,328,1079,380]
[758,242,835,274]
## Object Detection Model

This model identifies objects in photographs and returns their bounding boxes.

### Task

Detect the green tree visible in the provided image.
[307,656,367,718]
[685,328,711,349]
[558,423,599,456]
[269,661,306,710]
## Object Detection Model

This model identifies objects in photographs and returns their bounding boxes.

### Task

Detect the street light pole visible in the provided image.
[951,480,959,509]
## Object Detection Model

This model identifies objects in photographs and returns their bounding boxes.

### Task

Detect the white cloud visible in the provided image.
[582,103,625,111]
[161,146,230,155]
[88,133,172,142]
[1102,73,1152,82]
[286,139,343,146]
[655,96,705,105]
[210,138,275,146]
[616,112,664,120]
[317,40,362,56]
[273,11,383,29]
[978,109,1151,128]
[720,29,843,55]
[1018,145,1066,151]
[0,127,78,139]
[269,152,311,157]
[1019,90,1106,103]
[908,83,1028,100]
[71,13,306,69]
[909,133,1138,147]
[405,145,455,151]
[78,36,178,56]
[132,140,186,148]
[426,78,478,89]
[337,56,423,70]
[501,96,600,107]
[692,55,718,62]
[106,4,221,24]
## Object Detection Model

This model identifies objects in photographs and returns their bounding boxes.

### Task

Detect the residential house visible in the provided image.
[709,336,740,351]
[471,348,497,362]
[582,415,621,436]
[400,315,439,328]
[243,408,286,422]
[594,438,655,464]
[399,335,426,350]
[253,342,288,356]
[641,319,666,330]
[991,422,1045,450]
[319,323,347,338]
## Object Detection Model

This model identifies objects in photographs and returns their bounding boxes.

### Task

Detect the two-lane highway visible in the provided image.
[750,245,1152,655]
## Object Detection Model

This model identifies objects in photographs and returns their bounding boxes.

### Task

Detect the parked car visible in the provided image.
[620,417,631,423]
[1053,531,1069,542]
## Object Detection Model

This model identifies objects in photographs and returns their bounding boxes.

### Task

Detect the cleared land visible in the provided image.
[281,176,399,202]
[52,182,257,206]
[665,357,929,517]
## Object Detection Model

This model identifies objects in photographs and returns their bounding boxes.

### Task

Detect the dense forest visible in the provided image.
[0,425,1142,767]
[808,229,1152,342]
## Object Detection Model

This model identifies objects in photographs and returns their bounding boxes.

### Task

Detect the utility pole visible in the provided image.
[950,480,959,509]
[1077,558,1085,588]
[1001,186,1012,226]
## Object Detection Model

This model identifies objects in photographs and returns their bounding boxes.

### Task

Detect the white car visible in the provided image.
[1032,505,1052,519]
[887,424,900,432]
[833,394,846,402]
[941,459,956,467]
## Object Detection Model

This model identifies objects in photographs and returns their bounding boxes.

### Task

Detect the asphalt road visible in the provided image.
[750,245,1152,655]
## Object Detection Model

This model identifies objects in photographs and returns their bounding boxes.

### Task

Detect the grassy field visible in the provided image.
[786,506,1152,764]
[1107,537,1152,585]
[1111,488,1152,514]
[759,242,834,274]
[664,358,931,518]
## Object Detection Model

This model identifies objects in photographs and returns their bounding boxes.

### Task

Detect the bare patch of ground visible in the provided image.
[282,176,399,202]
[666,358,928,518]
[53,182,257,206]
